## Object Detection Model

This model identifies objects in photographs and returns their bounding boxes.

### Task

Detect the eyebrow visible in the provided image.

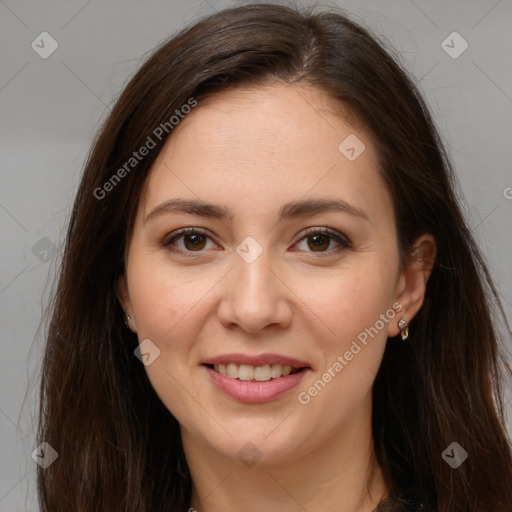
[144,197,369,224]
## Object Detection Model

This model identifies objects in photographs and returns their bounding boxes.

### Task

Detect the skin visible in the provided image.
[117,83,436,512]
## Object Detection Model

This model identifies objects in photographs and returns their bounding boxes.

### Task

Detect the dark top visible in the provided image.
[374,490,426,511]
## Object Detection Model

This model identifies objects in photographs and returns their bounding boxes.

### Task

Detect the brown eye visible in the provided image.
[182,233,207,251]
[161,228,214,253]
[307,233,330,252]
[294,228,351,255]
[161,227,351,257]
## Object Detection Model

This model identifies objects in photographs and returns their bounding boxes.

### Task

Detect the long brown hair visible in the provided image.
[37,4,512,511]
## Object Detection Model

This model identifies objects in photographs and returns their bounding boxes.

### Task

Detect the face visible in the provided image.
[118,83,422,467]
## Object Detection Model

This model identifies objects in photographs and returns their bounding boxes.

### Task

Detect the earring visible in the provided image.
[398,318,409,341]
[124,314,132,329]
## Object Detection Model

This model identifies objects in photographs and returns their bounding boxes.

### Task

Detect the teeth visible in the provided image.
[238,364,254,381]
[254,364,271,381]
[271,364,282,378]
[226,363,238,378]
[212,363,297,380]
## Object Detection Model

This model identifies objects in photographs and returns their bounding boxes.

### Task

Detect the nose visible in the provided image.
[216,247,293,334]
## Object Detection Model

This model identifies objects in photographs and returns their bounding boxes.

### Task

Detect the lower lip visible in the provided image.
[203,365,310,403]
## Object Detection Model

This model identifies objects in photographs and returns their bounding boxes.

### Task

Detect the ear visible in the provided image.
[116,274,137,332]
[387,234,436,337]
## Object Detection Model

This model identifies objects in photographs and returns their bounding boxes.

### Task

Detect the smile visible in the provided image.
[209,363,302,381]
[201,353,311,403]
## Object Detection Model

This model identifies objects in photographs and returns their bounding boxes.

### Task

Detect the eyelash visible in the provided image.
[161,227,352,257]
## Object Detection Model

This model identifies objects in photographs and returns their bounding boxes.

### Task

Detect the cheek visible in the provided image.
[129,271,200,345]
[127,256,225,368]
[126,262,216,423]
[296,264,395,404]
[304,265,394,348]
[294,280,391,418]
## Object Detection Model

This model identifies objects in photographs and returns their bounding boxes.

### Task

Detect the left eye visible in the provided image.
[161,227,351,255]
[293,228,351,254]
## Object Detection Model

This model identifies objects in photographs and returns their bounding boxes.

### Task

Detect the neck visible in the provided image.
[183,397,389,512]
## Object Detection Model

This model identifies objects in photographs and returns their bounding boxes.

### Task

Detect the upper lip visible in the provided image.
[202,353,311,369]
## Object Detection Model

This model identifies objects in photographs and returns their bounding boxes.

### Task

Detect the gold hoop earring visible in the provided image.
[398,318,409,341]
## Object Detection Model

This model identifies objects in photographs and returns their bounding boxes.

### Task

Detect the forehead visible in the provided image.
[140,83,390,226]
[162,83,366,162]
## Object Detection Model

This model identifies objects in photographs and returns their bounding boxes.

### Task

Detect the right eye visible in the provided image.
[161,228,218,254]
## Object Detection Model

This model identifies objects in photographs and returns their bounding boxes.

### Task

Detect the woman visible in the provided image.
[37,3,512,511]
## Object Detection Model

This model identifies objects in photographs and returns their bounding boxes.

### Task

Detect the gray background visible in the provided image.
[1,0,511,510]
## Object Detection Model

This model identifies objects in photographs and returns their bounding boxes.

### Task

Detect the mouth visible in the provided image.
[203,363,306,381]
[200,353,312,403]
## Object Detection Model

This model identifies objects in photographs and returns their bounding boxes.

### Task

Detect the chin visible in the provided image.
[190,414,313,467]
